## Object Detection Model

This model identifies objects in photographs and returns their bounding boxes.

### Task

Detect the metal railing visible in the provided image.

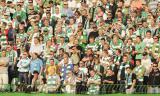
[0,84,160,94]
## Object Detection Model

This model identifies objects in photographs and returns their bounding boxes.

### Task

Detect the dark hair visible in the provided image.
[123,54,128,58]
[34,37,40,42]
[49,0,53,4]
[50,59,54,61]
[64,52,69,57]
[136,36,142,41]
[116,49,121,54]
[146,30,151,34]
[75,10,81,16]
[136,59,141,62]
[33,71,39,74]
[59,48,64,52]
[101,38,105,41]
[128,38,133,41]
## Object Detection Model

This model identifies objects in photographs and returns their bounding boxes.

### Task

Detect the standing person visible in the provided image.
[58,52,73,81]
[133,59,146,93]
[29,52,43,90]
[45,59,60,93]
[0,49,9,91]
[102,69,116,94]
[0,22,8,49]
[29,37,43,57]
[117,55,131,93]
[125,67,136,94]
[141,52,152,88]
[61,1,74,17]
[6,44,17,88]
[151,35,160,60]
[134,36,145,59]
[58,52,73,92]
[64,71,76,94]
[17,51,30,84]
[73,65,87,94]
[87,70,101,95]
[148,61,160,93]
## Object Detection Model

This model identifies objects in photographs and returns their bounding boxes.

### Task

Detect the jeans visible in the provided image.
[148,87,160,93]
[19,72,28,84]
[117,80,125,93]
[136,81,144,93]
[0,73,8,91]
[8,65,15,84]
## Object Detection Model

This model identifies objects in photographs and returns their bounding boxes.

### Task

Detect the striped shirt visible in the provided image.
[87,74,101,94]
[0,33,8,48]
[86,43,99,52]
[47,74,60,89]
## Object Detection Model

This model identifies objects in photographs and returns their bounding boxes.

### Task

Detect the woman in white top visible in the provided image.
[29,37,43,57]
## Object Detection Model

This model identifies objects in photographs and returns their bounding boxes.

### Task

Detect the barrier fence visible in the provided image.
[0,84,160,94]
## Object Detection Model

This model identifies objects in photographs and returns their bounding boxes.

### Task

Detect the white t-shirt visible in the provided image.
[143,38,154,47]
[29,44,43,55]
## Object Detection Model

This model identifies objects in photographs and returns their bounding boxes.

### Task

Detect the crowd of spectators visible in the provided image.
[0,0,160,94]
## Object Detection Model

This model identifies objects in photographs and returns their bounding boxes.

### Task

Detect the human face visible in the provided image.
[47,40,52,46]
[127,39,132,45]
[7,45,12,51]
[153,36,159,43]
[55,7,59,14]
[136,60,141,66]
[146,32,151,38]
[136,37,141,43]
[22,52,28,58]
[79,61,84,67]
[107,69,113,75]
[34,38,39,44]
[90,70,95,77]
[89,38,95,43]
[44,20,49,26]
[50,60,55,65]
[1,51,6,57]
[152,63,158,71]
[63,53,68,59]
[123,56,128,62]
[74,66,79,72]
[126,68,131,74]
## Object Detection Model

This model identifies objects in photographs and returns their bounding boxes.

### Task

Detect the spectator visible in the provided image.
[125,67,136,94]
[64,71,76,94]
[73,65,87,94]
[87,70,101,95]
[45,59,60,93]
[148,61,160,93]
[17,51,30,84]
[6,44,17,87]
[0,49,9,91]
[101,69,116,94]
[133,59,146,93]
[29,52,43,89]
[0,0,160,94]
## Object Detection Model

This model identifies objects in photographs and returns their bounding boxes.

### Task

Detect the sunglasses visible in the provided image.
[153,66,158,67]
[154,38,158,39]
